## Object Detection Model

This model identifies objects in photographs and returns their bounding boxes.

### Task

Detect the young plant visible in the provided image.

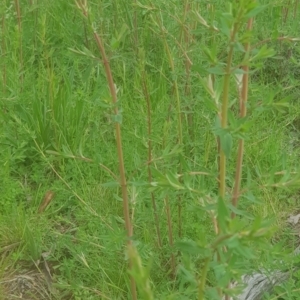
[76,1,137,299]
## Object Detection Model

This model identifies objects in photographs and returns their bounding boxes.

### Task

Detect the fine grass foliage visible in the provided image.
[1,0,300,299]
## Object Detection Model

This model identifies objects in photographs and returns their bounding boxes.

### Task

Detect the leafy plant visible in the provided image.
[1,0,300,299]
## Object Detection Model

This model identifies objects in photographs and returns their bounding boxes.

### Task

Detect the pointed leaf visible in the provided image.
[220,132,232,158]
[166,171,184,190]
[217,196,229,233]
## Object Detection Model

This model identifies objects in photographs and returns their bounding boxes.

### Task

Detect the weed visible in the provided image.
[1,0,300,299]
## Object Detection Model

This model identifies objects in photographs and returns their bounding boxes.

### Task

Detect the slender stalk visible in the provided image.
[161,39,182,147]
[231,18,253,219]
[1,14,6,96]
[30,0,38,52]
[93,30,137,300]
[219,9,244,300]
[14,0,24,86]
[282,0,290,24]
[75,1,137,299]
[83,19,89,48]
[155,14,183,237]
[112,0,118,30]
[141,71,162,248]
[46,151,118,180]
[181,0,193,142]
[219,24,239,202]
[133,0,138,52]
[198,233,235,300]
[165,197,175,277]
[161,100,176,276]
[294,1,299,19]
[223,21,253,300]
[198,256,210,300]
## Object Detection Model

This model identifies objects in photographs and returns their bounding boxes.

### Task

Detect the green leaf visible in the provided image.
[191,63,206,74]
[151,167,166,181]
[68,47,97,60]
[272,97,290,113]
[233,42,246,53]
[250,45,275,61]
[112,112,123,124]
[207,65,226,75]
[225,235,240,249]
[113,194,123,202]
[220,132,232,158]
[176,240,210,256]
[161,142,182,158]
[111,37,120,50]
[202,46,217,64]
[111,23,129,50]
[199,75,220,112]
[128,181,148,187]
[219,12,233,37]
[193,11,209,28]
[245,5,268,18]
[228,204,253,219]
[165,171,184,190]
[202,95,218,112]
[179,154,189,171]
[101,181,120,187]
[151,168,170,188]
[217,196,229,233]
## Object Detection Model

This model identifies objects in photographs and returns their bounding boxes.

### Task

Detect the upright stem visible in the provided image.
[1,14,6,96]
[74,0,139,296]
[161,108,176,276]
[198,257,210,300]
[282,0,290,24]
[219,25,239,202]
[231,18,253,218]
[219,20,240,300]
[14,0,24,86]
[163,42,182,147]
[224,12,253,300]
[93,31,137,300]
[157,19,183,237]
[141,71,162,248]
[294,1,299,19]
[165,196,175,277]
[182,1,194,143]
[133,0,138,52]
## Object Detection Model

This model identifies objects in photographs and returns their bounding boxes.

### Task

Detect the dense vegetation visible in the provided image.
[1,1,300,299]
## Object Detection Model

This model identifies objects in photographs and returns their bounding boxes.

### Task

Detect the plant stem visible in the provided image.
[156,16,183,237]
[181,0,194,143]
[14,0,24,87]
[198,256,210,300]
[219,14,242,300]
[1,14,6,96]
[93,30,137,300]
[141,70,162,248]
[133,0,138,52]
[282,0,290,24]
[76,1,137,298]
[231,18,253,219]
[219,24,239,202]
[165,196,175,277]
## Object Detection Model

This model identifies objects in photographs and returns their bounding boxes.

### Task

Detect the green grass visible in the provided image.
[1,0,300,299]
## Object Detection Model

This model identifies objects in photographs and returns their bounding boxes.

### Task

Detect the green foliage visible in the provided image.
[1,0,300,299]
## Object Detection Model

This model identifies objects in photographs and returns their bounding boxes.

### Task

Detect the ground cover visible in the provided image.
[1,1,300,299]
